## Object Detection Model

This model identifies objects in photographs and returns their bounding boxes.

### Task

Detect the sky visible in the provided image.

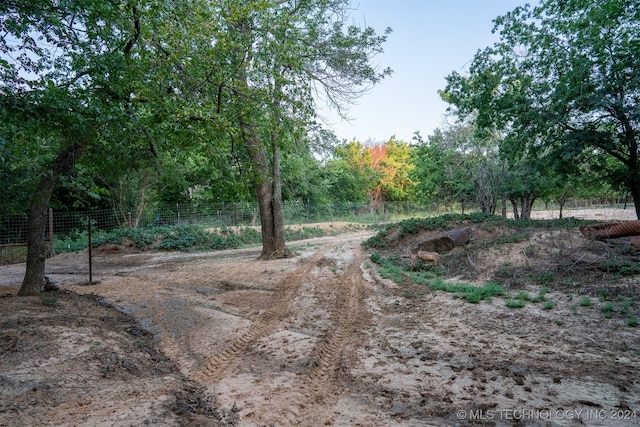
[321,0,536,144]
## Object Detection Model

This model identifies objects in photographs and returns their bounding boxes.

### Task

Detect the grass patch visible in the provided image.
[620,298,636,315]
[600,301,615,314]
[579,296,593,307]
[428,279,505,303]
[370,251,504,303]
[542,300,555,310]
[55,223,332,254]
[533,272,555,284]
[370,252,407,284]
[505,299,527,308]
[41,296,58,307]
[363,213,504,248]
[284,226,326,241]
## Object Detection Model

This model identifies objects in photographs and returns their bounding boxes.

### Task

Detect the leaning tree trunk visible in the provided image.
[510,198,520,220]
[18,142,86,296]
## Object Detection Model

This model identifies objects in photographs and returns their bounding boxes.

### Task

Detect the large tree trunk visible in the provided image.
[270,136,289,257]
[18,142,86,296]
[240,118,290,260]
[233,14,290,260]
[510,194,535,221]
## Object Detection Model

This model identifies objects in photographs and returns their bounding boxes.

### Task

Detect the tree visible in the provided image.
[1,0,175,295]
[368,137,415,204]
[182,1,391,259]
[442,0,640,218]
[327,140,379,203]
[410,127,504,215]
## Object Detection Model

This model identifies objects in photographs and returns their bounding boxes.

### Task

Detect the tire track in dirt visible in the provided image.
[306,245,364,386]
[234,242,370,427]
[280,245,367,426]
[193,245,335,385]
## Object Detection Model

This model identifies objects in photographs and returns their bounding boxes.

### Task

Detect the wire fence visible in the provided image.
[0,200,637,265]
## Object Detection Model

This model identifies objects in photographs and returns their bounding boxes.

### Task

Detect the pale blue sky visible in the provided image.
[322,0,536,143]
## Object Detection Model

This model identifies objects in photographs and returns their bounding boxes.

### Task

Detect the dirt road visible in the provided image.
[1,221,640,426]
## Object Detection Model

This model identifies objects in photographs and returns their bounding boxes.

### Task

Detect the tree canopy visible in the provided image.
[441,0,640,218]
[1,0,392,293]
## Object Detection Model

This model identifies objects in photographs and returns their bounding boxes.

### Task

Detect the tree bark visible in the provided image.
[232,14,290,260]
[509,194,535,220]
[244,127,290,259]
[510,198,520,220]
[18,142,86,296]
[628,171,640,220]
[238,109,290,260]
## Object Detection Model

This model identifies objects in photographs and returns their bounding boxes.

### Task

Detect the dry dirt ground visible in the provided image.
[1,214,640,426]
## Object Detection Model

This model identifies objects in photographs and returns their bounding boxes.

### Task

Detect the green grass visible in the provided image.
[365,215,636,323]
[428,279,505,303]
[370,252,407,283]
[505,299,527,308]
[600,301,615,314]
[283,226,326,241]
[579,296,593,307]
[370,251,504,303]
[41,296,58,307]
[620,298,636,315]
[542,300,555,310]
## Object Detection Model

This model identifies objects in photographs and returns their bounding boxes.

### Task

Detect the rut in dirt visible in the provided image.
[306,246,365,385]
[283,245,368,425]
[193,245,337,384]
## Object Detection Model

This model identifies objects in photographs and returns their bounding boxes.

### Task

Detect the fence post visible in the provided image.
[48,208,55,256]
[128,211,132,228]
[88,216,93,283]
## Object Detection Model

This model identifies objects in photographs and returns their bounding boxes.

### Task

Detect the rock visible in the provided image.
[417,251,439,266]
[411,227,472,253]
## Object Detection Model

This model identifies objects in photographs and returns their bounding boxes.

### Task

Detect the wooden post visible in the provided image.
[87,216,93,283]
[48,208,55,256]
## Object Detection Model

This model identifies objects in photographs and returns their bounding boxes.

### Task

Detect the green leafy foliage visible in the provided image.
[442,0,640,217]
[283,227,326,242]
[370,252,407,283]
[363,213,583,249]
[87,225,247,251]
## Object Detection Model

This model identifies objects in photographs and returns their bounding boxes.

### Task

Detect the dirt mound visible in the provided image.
[0,290,232,426]
[94,240,138,254]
